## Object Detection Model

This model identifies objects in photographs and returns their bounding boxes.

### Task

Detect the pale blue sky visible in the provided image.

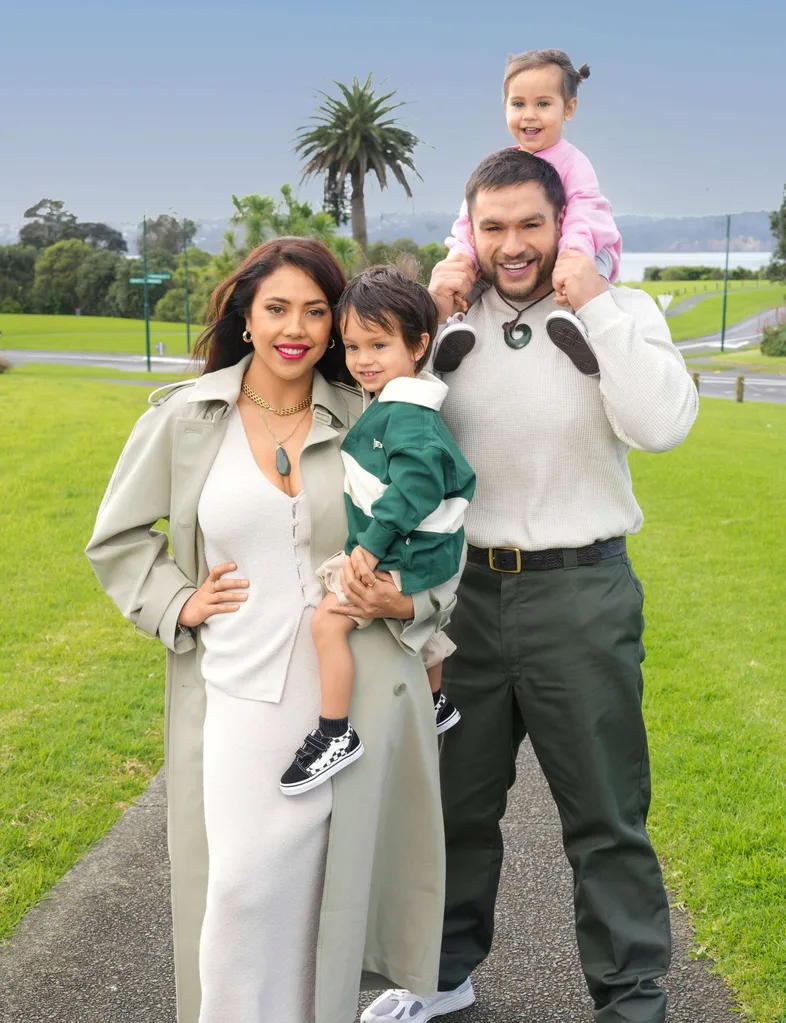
[2,0,784,224]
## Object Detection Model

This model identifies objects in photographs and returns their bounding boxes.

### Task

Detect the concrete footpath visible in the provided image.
[0,742,742,1023]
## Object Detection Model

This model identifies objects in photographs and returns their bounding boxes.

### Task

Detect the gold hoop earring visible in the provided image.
[242,330,252,343]
[327,337,336,349]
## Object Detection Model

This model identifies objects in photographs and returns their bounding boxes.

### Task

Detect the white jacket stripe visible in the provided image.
[342,453,468,536]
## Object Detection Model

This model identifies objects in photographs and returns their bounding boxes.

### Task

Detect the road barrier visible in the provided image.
[692,372,746,401]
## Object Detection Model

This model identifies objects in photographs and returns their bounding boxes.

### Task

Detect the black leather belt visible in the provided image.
[467,537,627,574]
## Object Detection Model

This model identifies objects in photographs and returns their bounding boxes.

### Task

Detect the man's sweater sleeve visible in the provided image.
[355,409,447,560]
[577,287,699,453]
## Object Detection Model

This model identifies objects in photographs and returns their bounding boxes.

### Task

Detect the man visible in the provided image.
[362,149,698,1023]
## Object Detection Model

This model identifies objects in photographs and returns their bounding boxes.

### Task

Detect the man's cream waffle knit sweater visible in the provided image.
[437,286,698,551]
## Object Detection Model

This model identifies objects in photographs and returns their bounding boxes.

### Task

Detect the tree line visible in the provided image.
[644,265,773,282]
[0,189,447,324]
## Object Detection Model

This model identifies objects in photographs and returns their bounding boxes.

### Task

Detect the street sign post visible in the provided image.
[657,294,674,314]
[182,220,191,354]
[128,218,172,371]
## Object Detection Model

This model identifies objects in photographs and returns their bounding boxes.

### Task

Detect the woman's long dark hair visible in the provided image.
[193,237,353,384]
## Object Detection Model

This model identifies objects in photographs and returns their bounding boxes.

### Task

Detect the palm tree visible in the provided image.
[327,235,363,276]
[230,193,276,249]
[295,75,423,252]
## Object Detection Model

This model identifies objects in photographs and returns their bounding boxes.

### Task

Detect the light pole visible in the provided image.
[720,213,731,353]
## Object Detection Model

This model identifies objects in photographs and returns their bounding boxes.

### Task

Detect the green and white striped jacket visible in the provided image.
[341,372,476,593]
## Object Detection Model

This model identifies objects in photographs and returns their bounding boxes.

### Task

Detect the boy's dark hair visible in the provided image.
[465,147,566,219]
[336,259,438,372]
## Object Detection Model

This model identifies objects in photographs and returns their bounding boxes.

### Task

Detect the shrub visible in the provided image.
[760,323,786,357]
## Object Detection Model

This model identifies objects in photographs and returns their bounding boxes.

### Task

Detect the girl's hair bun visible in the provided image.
[503,50,591,102]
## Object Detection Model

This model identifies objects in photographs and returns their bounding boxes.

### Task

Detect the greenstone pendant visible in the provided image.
[275,446,291,476]
[504,321,532,350]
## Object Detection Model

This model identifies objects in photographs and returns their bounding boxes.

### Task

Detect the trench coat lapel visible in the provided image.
[170,416,227,585]
[302,371,356,567]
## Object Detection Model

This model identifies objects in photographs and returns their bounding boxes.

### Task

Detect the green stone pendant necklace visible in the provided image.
[501,289,555,350]
[259,407,311,477]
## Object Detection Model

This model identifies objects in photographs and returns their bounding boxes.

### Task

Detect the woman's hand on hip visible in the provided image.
[178,562,249,628]
[331,561,414,621]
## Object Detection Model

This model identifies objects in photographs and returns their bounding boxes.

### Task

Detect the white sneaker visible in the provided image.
[360,978,475,1022]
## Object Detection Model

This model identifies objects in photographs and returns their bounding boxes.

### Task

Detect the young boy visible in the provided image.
[280,265,476,795]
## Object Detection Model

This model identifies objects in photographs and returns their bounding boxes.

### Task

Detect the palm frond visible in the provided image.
[294,73,424,198]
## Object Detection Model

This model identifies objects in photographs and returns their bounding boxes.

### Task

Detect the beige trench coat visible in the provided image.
[86,355,454,1023]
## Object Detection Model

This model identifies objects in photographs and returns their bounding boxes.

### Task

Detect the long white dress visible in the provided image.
[196,408,331,1023]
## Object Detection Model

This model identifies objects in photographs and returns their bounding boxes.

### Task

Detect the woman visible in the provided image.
[86,238,455,1023]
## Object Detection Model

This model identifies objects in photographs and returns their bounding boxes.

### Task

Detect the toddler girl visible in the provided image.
[436,48,622,377]
[280,265,476,795]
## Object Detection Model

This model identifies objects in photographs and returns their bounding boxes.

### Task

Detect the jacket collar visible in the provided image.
[377,371,448,411]
[186,354,350,427]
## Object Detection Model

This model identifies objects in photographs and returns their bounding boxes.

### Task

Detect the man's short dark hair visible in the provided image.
[465,149,566,219]
[336,261,438,372]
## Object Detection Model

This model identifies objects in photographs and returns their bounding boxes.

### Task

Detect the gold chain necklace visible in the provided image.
[257,407,311,477]
[241,380,312,416]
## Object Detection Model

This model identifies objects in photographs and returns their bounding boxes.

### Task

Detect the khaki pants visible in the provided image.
[317,552,457,670]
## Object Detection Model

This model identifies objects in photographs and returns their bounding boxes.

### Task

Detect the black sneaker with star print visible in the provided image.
[280,725,364,795]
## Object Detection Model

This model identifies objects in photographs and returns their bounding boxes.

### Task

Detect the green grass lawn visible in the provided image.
[0,312,200,356]
[0,366,178,941]
[664,286,785,342]
[2,364,785,1020]
[9,362,196,384]
[683,347,786,376]
[629,400,786,1022]
[625,279,773,301]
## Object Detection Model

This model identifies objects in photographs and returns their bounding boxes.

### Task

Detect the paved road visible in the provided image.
[1,348,193,373]
[0,742,741,1023]
[675,307,781,356]
[7,347,785,405]
[666,288,724,316]
[695,372,786,404]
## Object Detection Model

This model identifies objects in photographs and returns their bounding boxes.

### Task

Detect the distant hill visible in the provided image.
[615,211,773,253]
[357,210,775,252]
[0,210,774,254]
[105,209,782,254]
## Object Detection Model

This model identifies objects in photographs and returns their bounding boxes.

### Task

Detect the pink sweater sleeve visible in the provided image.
[445,200,478,268]
[547,143,622,281]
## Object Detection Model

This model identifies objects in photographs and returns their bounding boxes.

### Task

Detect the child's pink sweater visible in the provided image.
[446,139,621,282]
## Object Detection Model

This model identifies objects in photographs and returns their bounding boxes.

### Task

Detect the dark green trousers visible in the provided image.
[439,553,671,1023]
